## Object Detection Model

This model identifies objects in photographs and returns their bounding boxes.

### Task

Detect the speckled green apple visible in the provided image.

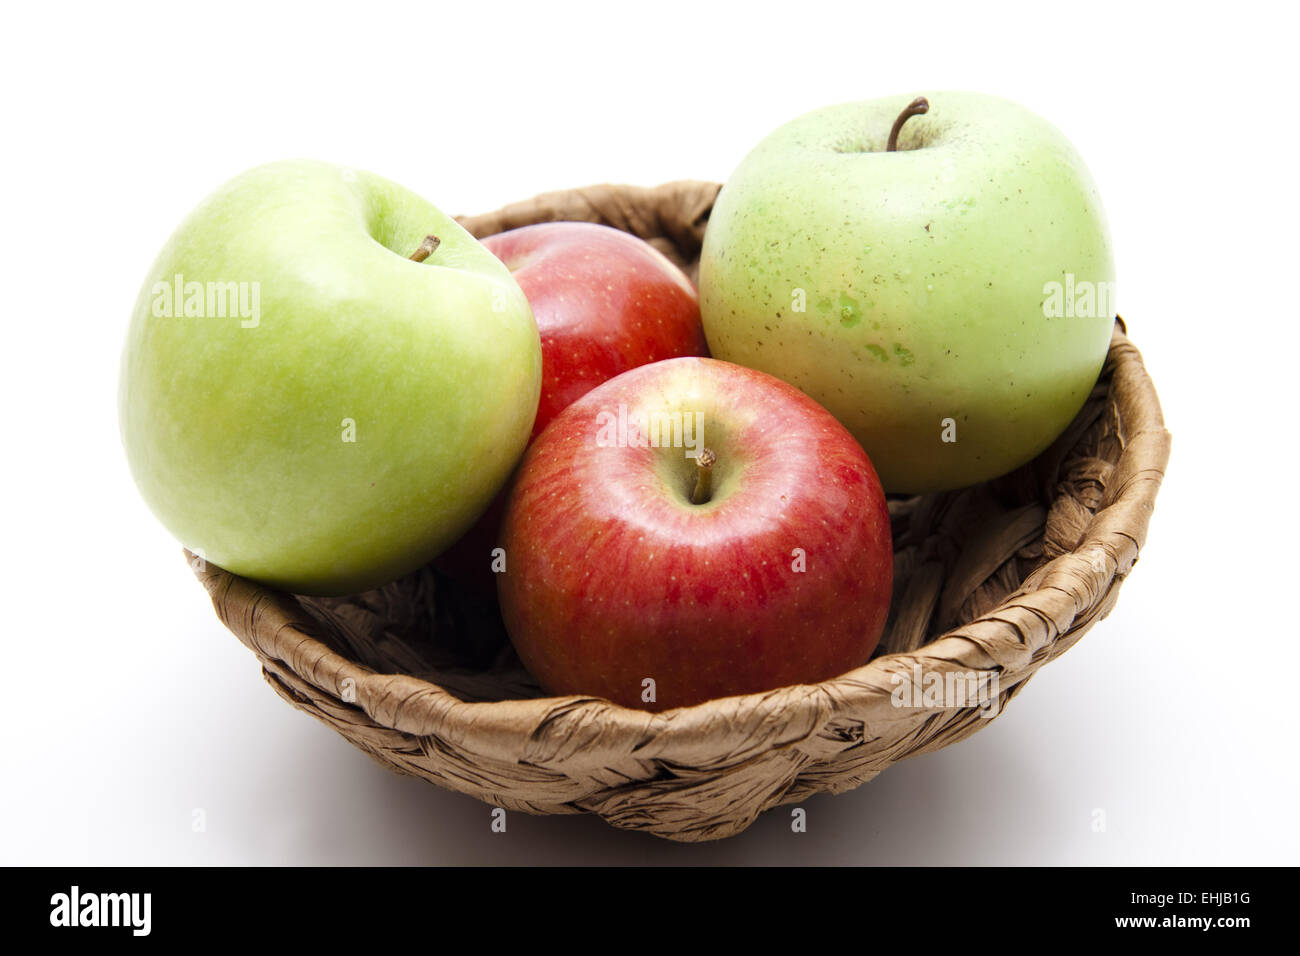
[700,92,1115,493]
[119,160,541,594]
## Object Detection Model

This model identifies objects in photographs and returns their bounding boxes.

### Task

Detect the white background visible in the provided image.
[2,1,1295,865]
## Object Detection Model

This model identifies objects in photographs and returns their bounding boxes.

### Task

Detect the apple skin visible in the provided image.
[498,356,893,712]
[119,160,542,595]
[483,221,707,440]
[435,222,707,598]
[699,91,1116,494]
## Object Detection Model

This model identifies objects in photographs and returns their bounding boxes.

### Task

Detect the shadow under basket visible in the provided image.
[192,181,1171,843]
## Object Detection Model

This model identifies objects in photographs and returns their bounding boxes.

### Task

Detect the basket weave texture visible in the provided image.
[193,181,1171,842]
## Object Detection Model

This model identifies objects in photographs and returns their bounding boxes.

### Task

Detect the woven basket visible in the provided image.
[192,181,1171,842]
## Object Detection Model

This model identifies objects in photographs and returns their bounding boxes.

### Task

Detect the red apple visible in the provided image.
[498,356,893,711]
[484,221,707,440]
[435,222,707,598]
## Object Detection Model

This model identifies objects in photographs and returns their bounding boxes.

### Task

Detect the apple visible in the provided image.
[119,160,542,595]
[435,221,707,597]
[497,356,893,712]
[699,91,1116,494]
[484,222,707,440]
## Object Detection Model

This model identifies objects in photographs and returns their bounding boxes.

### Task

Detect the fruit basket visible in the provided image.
[192,180,1171,842]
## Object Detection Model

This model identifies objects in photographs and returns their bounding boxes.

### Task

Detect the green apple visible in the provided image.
[119,160,541,595]
[699,91,1115,494]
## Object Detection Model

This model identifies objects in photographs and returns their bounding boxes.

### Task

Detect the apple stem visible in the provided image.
[409,235,441,262]
[886,96,930,152]
[690,448,717,505]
